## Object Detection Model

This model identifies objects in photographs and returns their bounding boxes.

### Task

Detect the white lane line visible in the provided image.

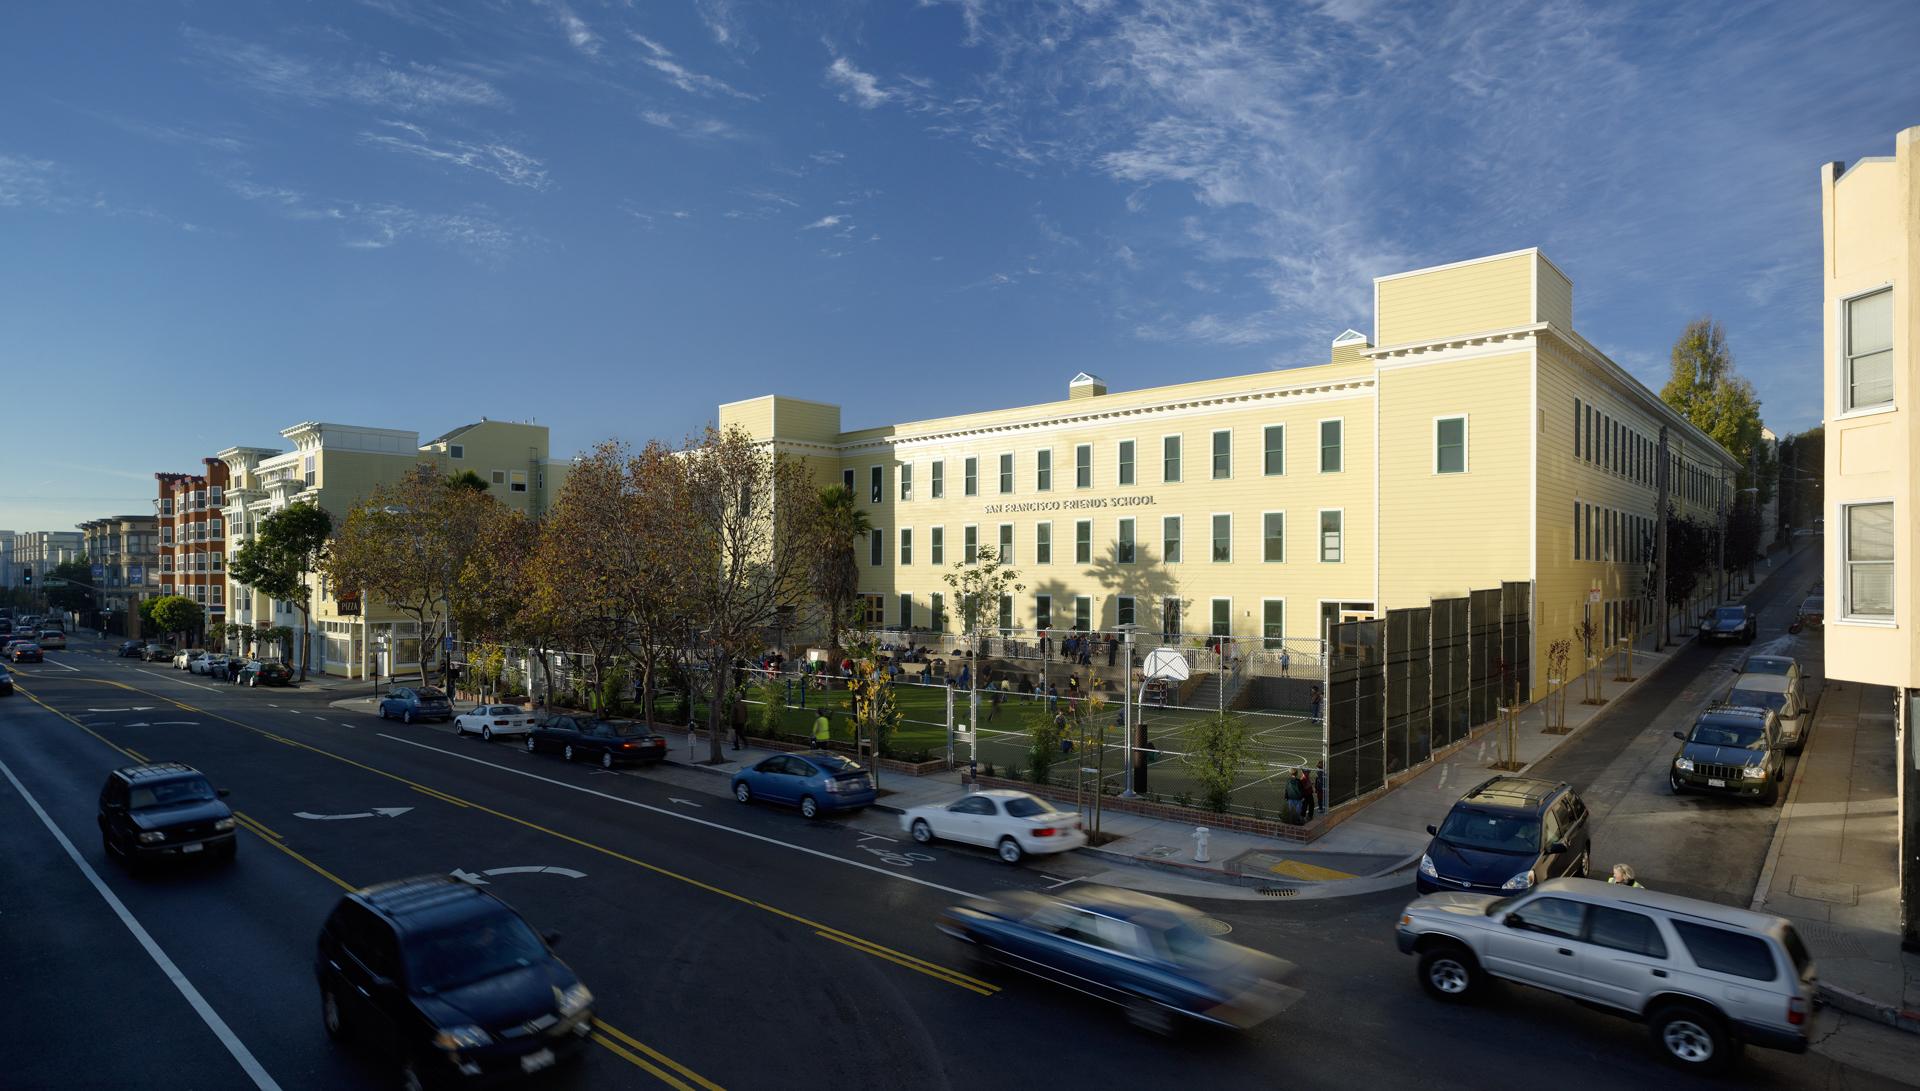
[0,755,283,1091]
[375,733,980,900]
[338,722,358,730]
[135,669,221,692]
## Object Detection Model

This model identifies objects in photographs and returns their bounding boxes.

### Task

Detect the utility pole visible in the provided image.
[1747,441,1761,582]
[1716,466,1728,605]
[1654,427,1670,647]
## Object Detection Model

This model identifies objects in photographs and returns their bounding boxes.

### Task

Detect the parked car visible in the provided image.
[939,887,1298,1033]
[0,665,13,695]
[36,629,66,650]
[315,875,595,1089]
[118,639,146,657]
[731,751,877,818]
[8,641,43,664]
[1728,655,1809,753]
[173,648,206,670]
[378,686,453,724]
[1396,877,1816,1072]
[1699,604,1757,644]
[191,653,228,676]
[141,642,177,662]
[901,789,1087,864]
[236,660,292,687]
[96,762,236,868]
[1418,776,1591,895]
[454,704,537,741]
[1794,595,1823,631]
[1670,706,1783,802]
[525,715,668,769]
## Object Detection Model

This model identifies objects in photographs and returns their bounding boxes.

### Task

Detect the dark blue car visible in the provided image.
[1699,604,1757,644]
[378,686,454,724]
[938,888,1297,1034]
[730,751,876,819]
[1416,775,1590,894]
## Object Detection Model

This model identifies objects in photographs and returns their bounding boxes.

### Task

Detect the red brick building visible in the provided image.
[155,459,230,639]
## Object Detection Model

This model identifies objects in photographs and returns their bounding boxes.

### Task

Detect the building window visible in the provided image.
[1163,515,1182,563]
[1074,596,1091,632]
[210,518,224,537]
[1211,513,1231,563]
[1845,288,1894,411]
[1320,510,1343,563]
[1574,397,1583,458]
[449,444,464,459]
[1075,520,1092,564]
[303,455,316,487]
[1118,440,1135,485]
[862,595,884,627]
[1435,416,1467,474]
[1320,420,1342,473]
[870,466,883,504]
[1075,444,1091,489]
[212,585,223,604]
[1117,518,1135,564]
[1036,449,1052,492]
[871,528,886,567]
[998,453,1014,494]
[1262,600,1284,649]
[1262,512,1285,562]
[899,528,912,566]
[1587,407,1597,464]
[1162,435,1182,483]
[1211,598,1230,638]
[843,468,855,493]
[931,526,945,565]
[964,525,978,564]
[492,469,506,484]
[1211,429,1232,480]
[509,470,527,492]
[1036,522,1052,564]
[1263,425,1285,475]
[930,592,946,631]
[898,593,913,629]
[210,486,223,506]
[1162,597,1182,640]
[900,463,912,501]
[1573,502,1582,560]
[999,523,1014,564]
[1117,596,1135,627]
[1843,502,1894,618]
[964,457,978,497]
[1588,503,1597,561]
[1030,594,1046,632]
[931,460,944,499]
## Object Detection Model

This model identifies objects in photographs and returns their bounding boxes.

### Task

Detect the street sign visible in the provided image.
[1143,647,1190,681]
[1588,587,1601,604]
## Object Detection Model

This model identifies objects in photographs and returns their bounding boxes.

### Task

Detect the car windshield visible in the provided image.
[129,777,216,810]
[406,911,549,993]
[1004,796,1056,818]
[1713,607,1745,623]
[1689,718,1767,749]
[1436,808,1540,853]
[1744,658,1791,676]
[1727,689,1787,713]
[1144,918,1218,965]
[810,753,861,773]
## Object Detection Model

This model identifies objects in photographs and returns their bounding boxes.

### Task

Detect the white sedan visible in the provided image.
[454,704,537,741]
[900,789,1088,864]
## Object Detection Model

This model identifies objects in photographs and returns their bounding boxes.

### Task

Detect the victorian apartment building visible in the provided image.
[76,515,159,629]
[155,459,232,632]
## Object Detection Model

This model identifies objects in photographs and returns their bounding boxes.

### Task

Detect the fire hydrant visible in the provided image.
[1193,826,1211,863]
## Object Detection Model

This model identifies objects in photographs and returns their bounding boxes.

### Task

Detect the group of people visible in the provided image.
[1282,762,1326,823]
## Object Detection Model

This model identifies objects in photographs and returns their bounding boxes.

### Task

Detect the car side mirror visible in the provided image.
[1547,841,1568,855]
[544,932,562,947]
[1504,913,1526,929]
[1672,731,1686,741]
[1425,824,1438,836]
[217,788,231,799]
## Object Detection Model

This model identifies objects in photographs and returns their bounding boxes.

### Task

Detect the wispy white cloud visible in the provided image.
[183,28,506,113]
[0,154,58,208]
[536,0,601,56]
[800,214,845,230]
[1,152,200,230]
[639,109,740,140]
[825,56,894,109]
[695,0,749,50]
[226,174,529,259]
[641,54,754,100]
[359,121,550,190]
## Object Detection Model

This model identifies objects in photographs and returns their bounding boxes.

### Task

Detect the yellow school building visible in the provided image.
[721,248,1739,704]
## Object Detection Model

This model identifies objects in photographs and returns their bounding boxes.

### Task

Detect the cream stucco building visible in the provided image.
[721,248,1739,704]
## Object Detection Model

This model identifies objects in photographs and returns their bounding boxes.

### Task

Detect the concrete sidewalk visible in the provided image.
[1753,679,1920,1035]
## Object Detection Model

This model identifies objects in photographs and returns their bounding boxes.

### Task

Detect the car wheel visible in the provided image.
[734,782,751,804]
[321,987,347,1041]
[481,727,493,742]
[525,736,538,754]
[910,819,934,844]
[1669,777,1686,795]
[997,836,1024,865]
[247,677,257,688]
[800,795,820,819]
[1418,944,1480,1002]
[1124,998,1174,1036]
[402,709,415,725]
[1762,778,1779,806]
[1648,1003,1736,1073]
[1571,850,1590,879]
[601,751,615,770]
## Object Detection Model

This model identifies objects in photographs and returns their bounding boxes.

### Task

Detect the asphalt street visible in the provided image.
[0,624,1903,1091]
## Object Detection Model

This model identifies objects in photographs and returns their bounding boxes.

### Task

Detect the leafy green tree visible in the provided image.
[1661,318,1773,501]
[809,485,870,654]
[150,595,205,644]
[45,558,95,613]
[1182,714,1252,814]
[846,638,902,787]
[230,501,334,680]
[446,469,490,493]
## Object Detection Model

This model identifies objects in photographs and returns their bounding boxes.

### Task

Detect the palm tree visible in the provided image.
[811,485,870,654]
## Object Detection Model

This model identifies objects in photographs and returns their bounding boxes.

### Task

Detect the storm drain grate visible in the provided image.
[1256,887,1298,897]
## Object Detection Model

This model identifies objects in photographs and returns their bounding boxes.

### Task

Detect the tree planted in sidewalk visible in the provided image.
[230,500,333,680]
[149,595,205,645]
[845,639,901,789]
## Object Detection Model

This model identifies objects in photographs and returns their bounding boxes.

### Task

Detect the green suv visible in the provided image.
[1669,706,1783,803]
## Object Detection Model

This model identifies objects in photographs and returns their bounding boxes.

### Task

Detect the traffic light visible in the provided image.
[21,566,30,586]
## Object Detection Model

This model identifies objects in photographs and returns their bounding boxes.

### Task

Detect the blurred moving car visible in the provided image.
[524,715,668,768]
[1699,604,1757,645]
[173,648,206,670]
[379,686,453,724]
[1670,706,1783,803]
[237,660,292,687]
[141,642,177,662]
[315,875,594,1089]
[1396,877,1815,1073]
[96,762,236,867]
[730,751,876,819]
[454,704,536,741]
[118,639,146,657]
[1727,655,1809,753]
[1417,776,1591,894]
[940,887,1298,1034]
[901,789,1086,864]
[8,641,44,663]
[36,629,66,650]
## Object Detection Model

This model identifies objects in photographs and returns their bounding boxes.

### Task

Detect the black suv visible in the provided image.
[316,875,594,1088]
[1417,776,1590,894]
[97,762,236,867]
[1670,705,1783,803]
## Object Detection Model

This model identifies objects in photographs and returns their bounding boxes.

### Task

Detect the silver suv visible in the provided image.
[1396,878,1815,1073]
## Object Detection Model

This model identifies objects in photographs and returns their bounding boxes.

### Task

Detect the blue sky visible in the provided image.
[3,0,1916,530]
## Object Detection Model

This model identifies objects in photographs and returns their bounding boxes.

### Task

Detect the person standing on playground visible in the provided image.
[813,710,832,747]
[1279,647,1290,677]
[1283,768,1305,823]
[1296,768,1317,821]
[988,686,1004,722]
[1309,684,1322,724]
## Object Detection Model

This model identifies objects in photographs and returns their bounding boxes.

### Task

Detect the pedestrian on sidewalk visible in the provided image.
[1608,863,1643,888]
[813,710,831,746]
[1296,767,1317,820]
[728,696,747,751]
[1309,685,1322,724]
[1283,768,1305,823]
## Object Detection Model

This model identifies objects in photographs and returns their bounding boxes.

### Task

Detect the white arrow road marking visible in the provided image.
[450,868,488,885]
[858,832,897,843]
[481,866,588,879]
[124,723,152,728]
[88,708,132,713]
[667,797,702,807]
[292,807,414,821]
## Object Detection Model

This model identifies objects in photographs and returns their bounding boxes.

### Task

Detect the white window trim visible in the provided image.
[1262,423,1286,477]
[1075,518,1093,564]
[1163,514,1182,564]
[1318,417,1344,474]
[997,451,1015,495]
[1036,448,1053,492]
[1838,283,1897,415]
[1036,520,1053,564]
[1210,511,1232,564]
[1210,596,1233,638]
[1211,428,1233,481]
[1838,497,1898,624]
[998,522,1014,564]
[1074,595,1092,632]
[1033,593,1051,632]
[1261,510,1286,563]
[871,527,886,567]
[963,523,979,563]
[1261,597,1287,648]
[964,457,978,497]
[899,461,912,501]
[930,525,945,566]
[1433,414,1469,475]
[898,526,912,566]
[1160,432,1183,484]
[1075,443,1092,489]
[1117,438,1137,486]
[1116,594,1137,628]
[1117,516,1136,564]
[869,465,883,505]
[930,459,945,499]
[1319,507,1345,564]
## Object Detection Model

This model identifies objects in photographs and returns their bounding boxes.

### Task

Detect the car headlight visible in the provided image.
[1418,853,1437,878]
[1743,763,1768,780]
[139,830,166,844]
[1500,870,1534,891]
[432,1025,493,1051]
[557,983,592,1017]
[1673,756,1694,772]
[214,817,236,831]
